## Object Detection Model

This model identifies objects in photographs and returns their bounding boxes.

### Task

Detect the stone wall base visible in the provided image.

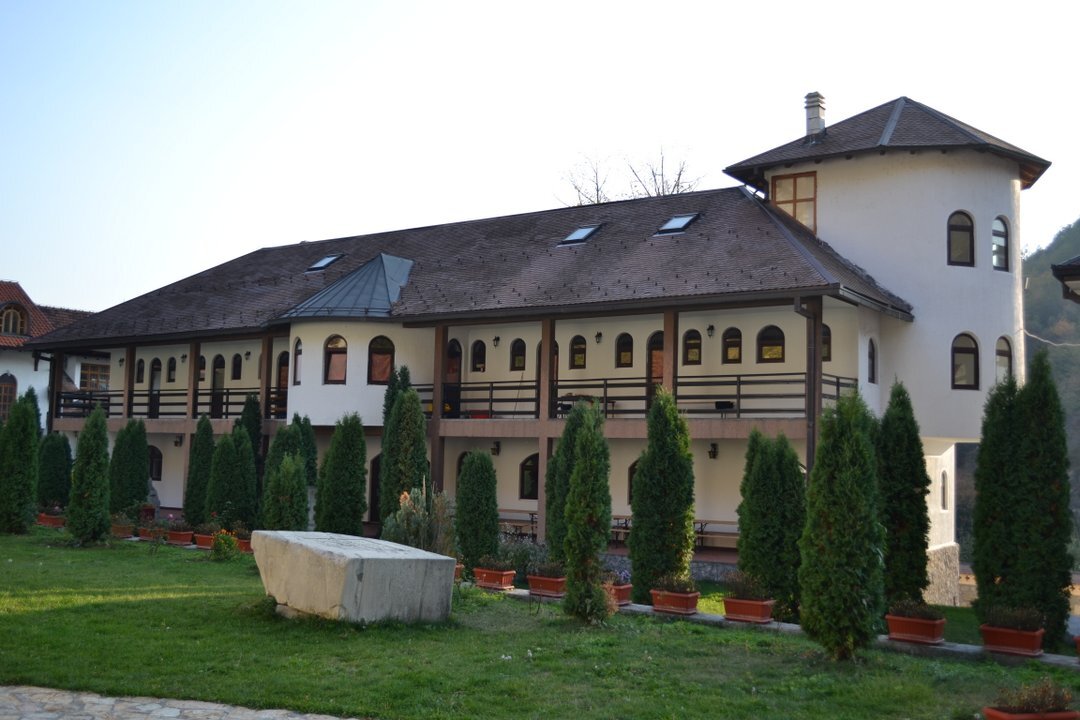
[924,543,960,606]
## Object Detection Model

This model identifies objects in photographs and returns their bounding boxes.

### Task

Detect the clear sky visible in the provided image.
[2,0,1076,312]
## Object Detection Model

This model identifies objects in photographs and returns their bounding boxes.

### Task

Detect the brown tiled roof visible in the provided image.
[39,306,93,330]
[27,187,912,351]
[0,281,56,349]
[724,97,1050,191]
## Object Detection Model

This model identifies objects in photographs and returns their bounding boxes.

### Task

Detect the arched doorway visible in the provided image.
[148,358,162,418]
[444,340,462,418]
[536,340,559,416]
[369,454,382,528]
[647,332,664,408]
[272,351,289,419]
[211,355,226,418]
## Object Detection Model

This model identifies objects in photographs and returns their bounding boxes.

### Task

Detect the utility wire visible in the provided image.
[1024,328,1080,348]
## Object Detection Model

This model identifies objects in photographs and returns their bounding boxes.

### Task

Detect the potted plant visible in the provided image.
[473,555,516,591]
[980,606,1045,657]
[193,520,220,550]
[110,512,134,538]
[36,504,66,528]
[138,517,165,541]
[165,515,194,546]
[983,677,1079,719]
[527,560,567,598]
[650,573,700,615]
[885,598,947,645]
[232,521,253,553]
[602,569,632,607]
[722,569,775,624]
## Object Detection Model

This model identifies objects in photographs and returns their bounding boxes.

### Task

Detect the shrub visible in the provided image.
[382,486,456,556]
[108,420,149,514]
[877,381,931,606]
[545,402,588,564]
[37,432,72,509]
[455,450,498,572]
[981,604,1044,632]
[628,387,695,604]
[563,402,612,623]
[798,392,885,660]
[66,406,111,544]
[209,530,239,561]
[887,599,944,621]
[205,428,258,530]
[379,385,428,521]
[261,453,308,531]
[736,430,805,618]
[265,423,302,480]
[723,569,769,601]
[992,678,1073,714]
[234,395,264,504]
[315,414,367,535]
[295,414,318,487]
[0,392,39,533]
[183,416,214,527]
[653,573,696,593]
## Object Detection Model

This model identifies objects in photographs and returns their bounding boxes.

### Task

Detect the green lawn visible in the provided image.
[1,528,1077,720]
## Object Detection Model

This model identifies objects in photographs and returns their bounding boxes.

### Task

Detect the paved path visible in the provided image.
[0,686,366,720]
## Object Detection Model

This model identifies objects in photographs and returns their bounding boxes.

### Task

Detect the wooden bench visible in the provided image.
[610,515,632,544]
[695,519,739,548]
[498,509,537,539]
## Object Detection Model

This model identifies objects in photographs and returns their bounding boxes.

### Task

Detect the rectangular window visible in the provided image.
[771,172,817,232]
[79,363,110,392]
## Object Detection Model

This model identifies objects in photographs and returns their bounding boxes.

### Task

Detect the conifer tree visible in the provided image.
[737,430,805,619]
[563,403,612,623]
[205,428,258,529]
[295,414,318,487]
[379,387,429,521]
[799,392,885,661]
[315,413,367,535]
[22,386,42,440]
[1014,351,1073,646]
[109,420,149,514]
[262,453,308,530]
[265,422,302,480]
[234,394,264,503]
[877,381,931,606]
[545,402,588,564]
[455,450,499,572]
[37,432,73,509]
[0,393,40,532]
[183,416,214,526]
[628,387,695,603]
[66,406,111,543]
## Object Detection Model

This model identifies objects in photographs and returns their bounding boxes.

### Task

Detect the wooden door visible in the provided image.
[647,332,664,408]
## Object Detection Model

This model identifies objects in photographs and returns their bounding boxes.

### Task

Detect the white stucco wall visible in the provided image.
[0,348,49,427]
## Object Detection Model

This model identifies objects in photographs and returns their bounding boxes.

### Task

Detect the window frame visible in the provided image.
[80,363,110,391]
[615,333,634,368]
[756,326,785,363]
[722,327,742,364]
[821,324,832,362]
[771,172,817,232]
[951,333,979,390]
[368,336,395,385]
[149,446,163,483]
[324,335,348,385]
[520,453,539,500]
[992,216,1010,272]
[0,305,27,336]
[682,329,702,366]
[509,338,526,371]
[947,211,975,267]
[0,373,16,423]
[293,340,303,386]
[995,336,1013,382]
[136,359,146,384]
[166,357,177,383]
[569,335,587,369]
[231,353,243,381]
[867,338,877,384]
[470,340,486,373]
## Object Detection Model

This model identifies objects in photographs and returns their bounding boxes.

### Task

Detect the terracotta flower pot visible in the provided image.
[36,513,65,528]
[137,527,160,541]
[454,563,464,581]
[980,624,1045,657]
[166,530,194,546]
[650,589,700,615]
[885,614,946,645]
[110,523,134,538]
[527,575,567,598]
[605,583,632,607]
[724,597,776,624]
[981,707,1080,720]
[237,538,252,553]
[474,568,516,591]
[194,533,214,549]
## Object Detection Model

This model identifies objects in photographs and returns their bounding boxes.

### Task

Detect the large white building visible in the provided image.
[30,94,1048,604]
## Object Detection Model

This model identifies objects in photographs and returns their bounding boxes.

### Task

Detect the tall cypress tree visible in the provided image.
[295,414,318,487]
[563,402,612,623]
[379,387,429,521]
[1014,351,1073,646]
[455,450,498,572]
[628,387,695,604]
[877,381,931,606]
[38,432,73,509]
[205,428,258,529]
[315,413,367,535]
[263,453,309,531]
[265,422,302,480]
[22,386,42,440]
[798,392,885,661]
[183,416,214,526]
[234,394,264,505]
[66,406,111,544]
[545,402,588,564]
[0,393,40,532]
[109,420,149,513]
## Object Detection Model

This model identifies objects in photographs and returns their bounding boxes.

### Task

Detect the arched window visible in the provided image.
[951,333,979,390]
[682,329,702,366]
[520,453,539,500]
[231,353,243,381]
[821,324,832,362]
[368,336,394,384]
[992,217,1010,271]
[756,326,785,363]
[166,357,176,383]
[867,339,877,384]
[995,336,1013,382]
[149,446,163,483]
[0,305,27,336]
[470,340,486,373]
[135,359,146,384]
[615,333,634,368]
[324,335,347,384]
[0,373,16,422]
[199,355,206,383]
[569,335,587,369]
[947,211,974,266]
[722,327,742,364]
[510,338,526,371]
[293,340,303,386]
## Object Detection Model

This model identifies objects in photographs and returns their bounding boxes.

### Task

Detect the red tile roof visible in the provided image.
[0,281,56,349]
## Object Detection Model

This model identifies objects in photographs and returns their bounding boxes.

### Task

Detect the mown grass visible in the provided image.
[1,527,1078,720]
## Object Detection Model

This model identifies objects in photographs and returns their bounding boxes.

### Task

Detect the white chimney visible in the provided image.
[805,92,825,136]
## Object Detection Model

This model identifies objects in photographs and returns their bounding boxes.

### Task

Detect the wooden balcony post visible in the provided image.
[430,324,447,492]
[538,318,556,419]
[121,346,135,417]
[802,297,823,474]
[259,335,273,418]
[46,351,63,431]
[186,342,200,420]
[663,310,678,394]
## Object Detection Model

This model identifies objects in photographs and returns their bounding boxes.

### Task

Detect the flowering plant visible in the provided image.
[165,514,192,532]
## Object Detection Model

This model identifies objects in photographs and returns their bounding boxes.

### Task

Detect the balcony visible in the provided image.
[56,387,291,421]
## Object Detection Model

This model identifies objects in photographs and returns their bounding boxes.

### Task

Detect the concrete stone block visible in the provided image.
[251,531,455,624]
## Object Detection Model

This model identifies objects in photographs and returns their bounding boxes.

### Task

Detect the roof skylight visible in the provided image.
[559,224,602,246]
[656,213,699,235]
[306,253,344,272]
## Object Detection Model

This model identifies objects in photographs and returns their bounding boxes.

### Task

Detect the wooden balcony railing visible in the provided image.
[57,387,282,421]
